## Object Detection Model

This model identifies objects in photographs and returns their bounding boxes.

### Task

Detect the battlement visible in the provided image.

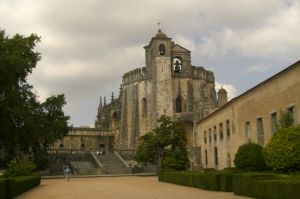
[122,67,148,84]
[192,66,215,82]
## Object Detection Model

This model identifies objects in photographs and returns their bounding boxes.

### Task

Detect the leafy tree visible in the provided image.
[264,126,300,172]
[4,157,36,177]
[234,143,267,171]
[0,29,41,159]
[161,145,189,170]
[0,29,69,166]
[135,115,189,170]
[279,111,294,128]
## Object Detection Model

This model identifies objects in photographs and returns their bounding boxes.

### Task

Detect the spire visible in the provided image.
[99,97,102,108]
[104,96,107,106]
[111,92,114,102]
[119,84,122,96]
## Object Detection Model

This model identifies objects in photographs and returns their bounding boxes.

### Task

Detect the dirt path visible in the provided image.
[16,176,252,199]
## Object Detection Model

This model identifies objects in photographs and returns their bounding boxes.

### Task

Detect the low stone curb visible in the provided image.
[41,173,157,179]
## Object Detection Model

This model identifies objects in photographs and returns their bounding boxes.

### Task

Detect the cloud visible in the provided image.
[194,1,300,62]
[173,36,196,52]
[1,0,299,126]
[196,28,238,58]
[238,2,300,60]
[245,64,271,73]
[198,0,286,30]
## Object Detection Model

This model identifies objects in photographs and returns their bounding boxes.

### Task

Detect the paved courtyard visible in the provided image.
[16,176,252,199]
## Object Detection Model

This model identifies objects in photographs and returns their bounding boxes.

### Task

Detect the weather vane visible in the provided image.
[157,22,163,30]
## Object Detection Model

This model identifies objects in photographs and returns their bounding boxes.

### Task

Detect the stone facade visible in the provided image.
[52,30,300,171]
[197,60,300,170]
[50,127,114,152]
[95,30,220,152]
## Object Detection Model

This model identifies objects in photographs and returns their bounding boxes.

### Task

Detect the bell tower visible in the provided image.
[145,29,173,122]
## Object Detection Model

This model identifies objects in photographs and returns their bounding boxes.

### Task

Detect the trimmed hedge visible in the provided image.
[233,173,300,199]
[257,178,300,199]
[219,172,234,192]
[233,173,278,198]
[158,170,234,192]
[0,175,40,199]
[0,178,7,199]
[159,170,300,199]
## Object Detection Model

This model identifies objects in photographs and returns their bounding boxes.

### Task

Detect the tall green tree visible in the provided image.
[135,115,189,170]
[0,30,41,156]
[0,29,69,164]
[279,110,294,128]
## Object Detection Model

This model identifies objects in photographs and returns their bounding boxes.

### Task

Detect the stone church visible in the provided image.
[51,29,299,171]
[95,29,227,152]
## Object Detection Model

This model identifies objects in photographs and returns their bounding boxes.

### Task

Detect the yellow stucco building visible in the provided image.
[196,60,300,170]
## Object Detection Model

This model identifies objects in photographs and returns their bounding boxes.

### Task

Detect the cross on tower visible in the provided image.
[157,22,163,31]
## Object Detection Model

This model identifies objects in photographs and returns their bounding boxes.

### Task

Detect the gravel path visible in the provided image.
[16,176,252,199]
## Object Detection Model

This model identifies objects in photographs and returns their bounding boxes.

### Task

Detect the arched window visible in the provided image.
[173,57,182,73]
[175,96,182,113]
[142,98,147,116]
[159,44,165,55]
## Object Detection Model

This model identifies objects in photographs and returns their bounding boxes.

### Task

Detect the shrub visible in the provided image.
[233,173,277,197]
[234,143,267,171]
[0,178,7,199]
[279,111,294,128]
[0,175,40,199]
[255,178,300,199]
[4,157,36,177]
[219,171,234,192]
[158,170,235,191]
[7,175,41,198]
[233,173,300,199]
[161,146,190,171]
[264,126,300,172]
[203,168,216,172]
[159,170,300,199]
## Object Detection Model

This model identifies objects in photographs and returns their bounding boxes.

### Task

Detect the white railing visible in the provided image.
[114,151,130,168]
[90,152,105,169]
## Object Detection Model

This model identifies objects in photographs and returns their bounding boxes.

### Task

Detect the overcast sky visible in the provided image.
[1,0,300,127]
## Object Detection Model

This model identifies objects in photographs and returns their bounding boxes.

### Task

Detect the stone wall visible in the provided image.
[95,30,218,151]
[197,61,300,170]
[50,127,114,152]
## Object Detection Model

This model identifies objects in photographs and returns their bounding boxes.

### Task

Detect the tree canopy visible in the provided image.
[279,110,294,128]
[135,115,189,170]
[234,143,267,171]
[0,29,69,164]
[264,126,300,172]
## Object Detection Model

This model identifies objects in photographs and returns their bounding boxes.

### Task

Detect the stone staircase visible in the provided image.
[93,152,131,174]
[70,161,103,175]
[49,154,73,175]
[49,152,104,175]
[48,151,155,175]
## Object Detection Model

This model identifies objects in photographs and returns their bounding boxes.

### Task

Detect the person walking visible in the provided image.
[63,165,67,176]
[63,165,71,181]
